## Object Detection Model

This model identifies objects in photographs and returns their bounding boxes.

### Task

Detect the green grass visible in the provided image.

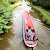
[6,1,22,11]
[7,1,30,11]
[32,5,50,25]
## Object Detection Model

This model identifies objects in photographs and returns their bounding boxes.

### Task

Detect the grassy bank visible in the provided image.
[31,5,50,25]
[7,1,22,11]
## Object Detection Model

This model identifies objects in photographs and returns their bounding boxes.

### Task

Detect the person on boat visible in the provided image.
[33,36,38,41]
[25,29,30,40]
[28,27,33,34]
[26,27,34,40]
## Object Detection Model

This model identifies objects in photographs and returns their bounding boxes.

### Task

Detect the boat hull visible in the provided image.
[23,11,37,48]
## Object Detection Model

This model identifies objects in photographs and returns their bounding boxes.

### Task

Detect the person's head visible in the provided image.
[26,29,28,32]
[33,36,36,40]
[33,36,35,38]
[28,27,31,29]
[31,29,35,32]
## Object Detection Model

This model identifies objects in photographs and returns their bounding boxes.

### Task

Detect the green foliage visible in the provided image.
[8,0,20,4]
[32,6,50,25]
[29,0,50,9]
[0,0,12,34]
[42,15,47,21]
[8,0,18,3]
[0,0,22,34]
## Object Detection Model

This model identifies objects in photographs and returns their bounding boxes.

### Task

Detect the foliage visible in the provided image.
[0,0,22,34]
[0,0,12,34]
[8,0,19,4]
[29,0,50,9]
[32,5,50,25]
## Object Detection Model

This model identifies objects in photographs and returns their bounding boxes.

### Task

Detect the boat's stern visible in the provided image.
[25,41,37,48]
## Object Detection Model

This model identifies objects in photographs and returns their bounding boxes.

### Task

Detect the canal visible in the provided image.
[0,5,50,50]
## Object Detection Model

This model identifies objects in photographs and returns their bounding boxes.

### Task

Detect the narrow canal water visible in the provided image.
[0,5,50,50]
[30,10,50,29]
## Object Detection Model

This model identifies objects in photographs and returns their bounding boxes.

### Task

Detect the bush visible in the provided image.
[31,5,50,25]
[29,0,50,9]
[8,0,19,4]
[0,1,12,34]
[9,0,16,4]
[42,15,47,21]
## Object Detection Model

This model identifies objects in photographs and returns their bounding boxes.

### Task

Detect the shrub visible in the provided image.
[31,6,50,25]
[8,0,19,4]
[29,0,50,9]
[42,15,47,21]
[0,1,12,34]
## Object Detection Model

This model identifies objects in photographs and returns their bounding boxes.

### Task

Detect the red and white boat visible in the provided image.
[22,11,37,49]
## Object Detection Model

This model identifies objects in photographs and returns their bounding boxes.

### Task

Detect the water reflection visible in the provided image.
[0,30,13,50]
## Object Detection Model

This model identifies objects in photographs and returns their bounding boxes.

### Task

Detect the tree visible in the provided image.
[29,0,50,9]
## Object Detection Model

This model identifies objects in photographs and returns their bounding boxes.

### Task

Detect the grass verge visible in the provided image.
[31,5,50,25]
